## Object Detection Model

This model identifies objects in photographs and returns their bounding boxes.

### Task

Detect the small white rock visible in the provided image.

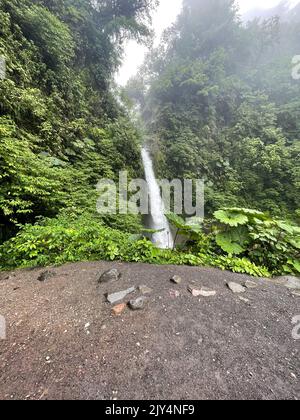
[227,282,246,294]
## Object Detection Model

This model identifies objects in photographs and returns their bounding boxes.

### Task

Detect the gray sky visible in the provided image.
[116,0,299,85]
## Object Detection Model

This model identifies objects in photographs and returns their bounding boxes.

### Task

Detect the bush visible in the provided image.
[0,213,139,269]
[166,208,300,277]
[213,208,300,276]
[0,210,272,278]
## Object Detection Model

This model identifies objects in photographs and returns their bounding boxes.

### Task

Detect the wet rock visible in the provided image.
[171,275,182,285]
[37,271,56,282]
[138,285,153,295]
[128,296,148,310]
[227,282,246,294]
[244,280,258,289]
[98,269,121,284]
[106,287,135,304]
[112,303,127,316]
[188,286,216,297]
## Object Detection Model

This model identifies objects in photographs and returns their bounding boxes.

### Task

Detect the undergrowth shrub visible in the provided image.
[0,211,272,278]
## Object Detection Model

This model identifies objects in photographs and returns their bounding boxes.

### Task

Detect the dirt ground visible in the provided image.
[0,261,299,400]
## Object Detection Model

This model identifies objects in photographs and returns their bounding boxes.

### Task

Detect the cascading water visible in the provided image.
[141,147,173,249]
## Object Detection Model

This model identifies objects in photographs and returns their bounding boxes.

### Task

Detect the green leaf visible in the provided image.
[216,233,245,255]
[214,210,248,227]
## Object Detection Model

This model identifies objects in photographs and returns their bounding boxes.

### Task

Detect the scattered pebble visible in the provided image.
[244,280,258,289]
[112,303,127,316]
[138,285,153,295]
[106,287,135,304]
[37,271,55,282]
[227,282,246,294]
[98,269,121,284]
[129,296,148,310]
[171,275,182,285]
[188,286,216,297]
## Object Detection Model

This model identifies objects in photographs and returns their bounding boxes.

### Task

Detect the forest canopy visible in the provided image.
[127,0,300,219]
[0,0,159,242]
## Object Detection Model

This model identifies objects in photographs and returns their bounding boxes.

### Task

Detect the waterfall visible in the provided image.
[141,147,173,249]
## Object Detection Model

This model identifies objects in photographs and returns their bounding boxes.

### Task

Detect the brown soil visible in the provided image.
[0,261,299,400]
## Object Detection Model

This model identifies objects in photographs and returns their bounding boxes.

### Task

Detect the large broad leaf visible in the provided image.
[185,217,203,234]
[166,213,202,235]
[216,233,245,255]
[287,238,300,250]
[226,208,266,218]
[214,210,248,227]
[215,226,250,255]
[291,259,300,273]
[224,208,269,223]
[277,221,300,235]
[166,213,187,230]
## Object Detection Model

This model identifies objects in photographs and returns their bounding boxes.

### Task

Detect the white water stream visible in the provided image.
[141,147,173,249]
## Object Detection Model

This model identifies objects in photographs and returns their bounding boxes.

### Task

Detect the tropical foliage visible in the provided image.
[0,0,158,242]
[165,208,300,277]
[0,210,267,278]
[127,0,300,218]
[1,0,299,279]
[1,207,299,278]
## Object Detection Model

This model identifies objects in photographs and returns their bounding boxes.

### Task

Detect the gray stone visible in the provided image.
[98,269,121,284]
[227,282,246,294]
[188,286,216,297]
[283,276,300,290]
[37,270,56,282]
[171,275,182,285]
[292,290,300,297]
[198,287,217,297]
[267,277,287,286]
[272,276,300,290]
[128,296,148,310]
[244,280,258,289]
[138,285,153,295]
[106,287,135,304]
